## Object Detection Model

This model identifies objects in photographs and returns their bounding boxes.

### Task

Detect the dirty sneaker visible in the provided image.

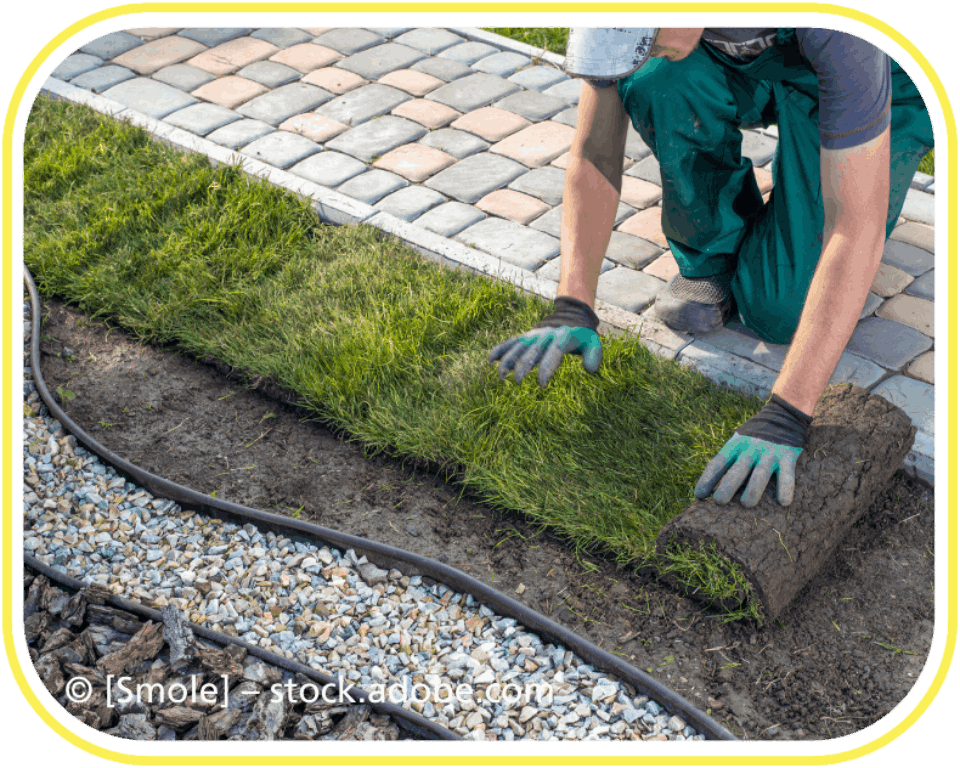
[654,272,735,335]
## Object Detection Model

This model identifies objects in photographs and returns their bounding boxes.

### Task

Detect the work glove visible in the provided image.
[489,296,602,387]
[694,394,812,507]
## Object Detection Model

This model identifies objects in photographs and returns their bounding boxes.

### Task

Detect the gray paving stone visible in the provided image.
[596,266,667,313]
[410,56,473,82]
[101,77,197,119]
[164,102,240,136]
[911,171,934,191]
[871,375,935,436]
[336,169,408,204]
[288,150,367,187]
[376,186,447,221]
[530,202,634,238]
[551,107,578,128]
[508,66,568,92]
[827,353,886,389]
[324,116,427,163]
[418,127,489,159]
[52,53,103,81]
[70,65,135,93]
[178,28,252,47]
[625,155,661,185]
[625,126,653,161]
[426,73,521,113]
[845,317,933,370]
[926,182,935,194]
[905,270,935,301]
[538,256,615,283]
[881,239,934,276]
[508,166,567,206]
[677,341,778,399]
[861,291,883,319]
[206,118,275,149]
[543,78,582,105]
[605,232,663,269]
[240,132,322,169]
[424,152,526,204]
[315,84,411,126]
[900,188,934,226]
[313,29,385,56]
[393,28,464,55]
[251,28,313,49]
[438,41,500,65]
[366,28,414,39]
[336,43,426,81]
[471,51,531,78]
[493,90,568,121]
[79,31,144,60]
[414,201,487,237]
[237,60,302,88]
[740,130,778,167]
[152,64,216,91]
[237,82,333,125]
[454,218,559,270]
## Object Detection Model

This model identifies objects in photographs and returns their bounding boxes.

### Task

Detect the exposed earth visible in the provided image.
[32,295,936,742]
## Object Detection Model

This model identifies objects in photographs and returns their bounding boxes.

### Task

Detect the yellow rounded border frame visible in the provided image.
[0,2,957,765]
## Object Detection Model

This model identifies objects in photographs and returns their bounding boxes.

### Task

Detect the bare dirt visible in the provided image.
[33,296,936,742]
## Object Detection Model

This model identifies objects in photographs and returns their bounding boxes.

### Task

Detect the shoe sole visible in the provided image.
[654,291,734,335]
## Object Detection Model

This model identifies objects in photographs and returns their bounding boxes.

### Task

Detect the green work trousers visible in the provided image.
[617,29,933,344]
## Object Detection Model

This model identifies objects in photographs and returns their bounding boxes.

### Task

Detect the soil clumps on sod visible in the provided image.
[34,296,935,741]
[658,385,916,620]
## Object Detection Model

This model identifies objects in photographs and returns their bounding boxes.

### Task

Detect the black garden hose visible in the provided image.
[24,266,738,741]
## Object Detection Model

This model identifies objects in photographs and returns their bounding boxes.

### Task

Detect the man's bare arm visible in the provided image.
[772,126,892,414]
[557,82,630,308]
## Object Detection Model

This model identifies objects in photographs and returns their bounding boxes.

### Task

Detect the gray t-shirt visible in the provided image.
[701,28,891,150]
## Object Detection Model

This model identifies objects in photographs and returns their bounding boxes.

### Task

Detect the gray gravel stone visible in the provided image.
[70,65,136,94]
[418,128,489,159]
[151,64,216,92]
[454,218,559,270]
[102,78,197,119]
[52,54,104,81]
[178,28,253,47]
[846,317,933,370]
[206,118,275,149]
[315,84,412,126]
[79,31,145,60]
[493,90,569,122]
[288,151,367,186]
[251,28,313,49]
[471,52,531,78]
[393,28,465,55]
[336,169,408,204]
[237,82,334,125]
[240,132,321,169]
[336,44,427,81]
[313,29,385,56]
[413,201,486,237]
[426,73,521,113]
[424,152,526,204]
[324,116,427,163]
[410,56,473,82]
[164,103,240,136]
[236,61,302,88]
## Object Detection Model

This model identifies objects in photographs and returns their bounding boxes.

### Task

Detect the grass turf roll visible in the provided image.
[655,384,916,620]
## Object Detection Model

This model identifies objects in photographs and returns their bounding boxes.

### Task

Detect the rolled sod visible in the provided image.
[656,385,916,620]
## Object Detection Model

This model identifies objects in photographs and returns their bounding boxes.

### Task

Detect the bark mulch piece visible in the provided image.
[657,384,916,619]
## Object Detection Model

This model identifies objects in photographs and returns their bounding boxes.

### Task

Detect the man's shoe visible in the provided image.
[654,272,735,335]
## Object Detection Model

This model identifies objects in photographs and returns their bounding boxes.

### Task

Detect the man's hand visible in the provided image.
[695,395,812,507]
[489,296,602,387]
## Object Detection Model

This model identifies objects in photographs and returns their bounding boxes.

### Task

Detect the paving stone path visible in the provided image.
[42,26,936,484]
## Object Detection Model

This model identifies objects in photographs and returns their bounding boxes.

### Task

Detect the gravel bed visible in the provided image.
[22,296,706,742]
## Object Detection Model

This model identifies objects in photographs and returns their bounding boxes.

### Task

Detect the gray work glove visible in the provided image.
[489,296,602,387]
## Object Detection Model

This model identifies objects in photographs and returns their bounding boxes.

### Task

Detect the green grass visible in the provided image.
[24,95,770,620]
[487,27,935,177]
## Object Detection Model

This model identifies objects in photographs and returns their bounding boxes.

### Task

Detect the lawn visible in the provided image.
[23,95,766,619]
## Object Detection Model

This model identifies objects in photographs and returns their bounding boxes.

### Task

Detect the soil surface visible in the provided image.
[33,296,936,742]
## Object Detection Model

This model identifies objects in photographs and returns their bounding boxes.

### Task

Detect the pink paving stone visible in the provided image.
[372,144,456,183]
[191,76,268,109]
[906,351,934,384]
[123,28,182,41]
[755,166,773,194]
[278,113,350,143]
[877,294,935,337]
[890,220,935,253]
[269,43,343,73]
[870,262,914,297]
[187,37,279,76]
[617,207,668,248]
[111,36,207,75]
[475,190,551,225]
[642,252,679,281]
[450,107,531,143]
[391,99,461,129]
[490,122,577,168]
[620,176,662,210]
[378,69,445,97]
[301,67,368,94]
